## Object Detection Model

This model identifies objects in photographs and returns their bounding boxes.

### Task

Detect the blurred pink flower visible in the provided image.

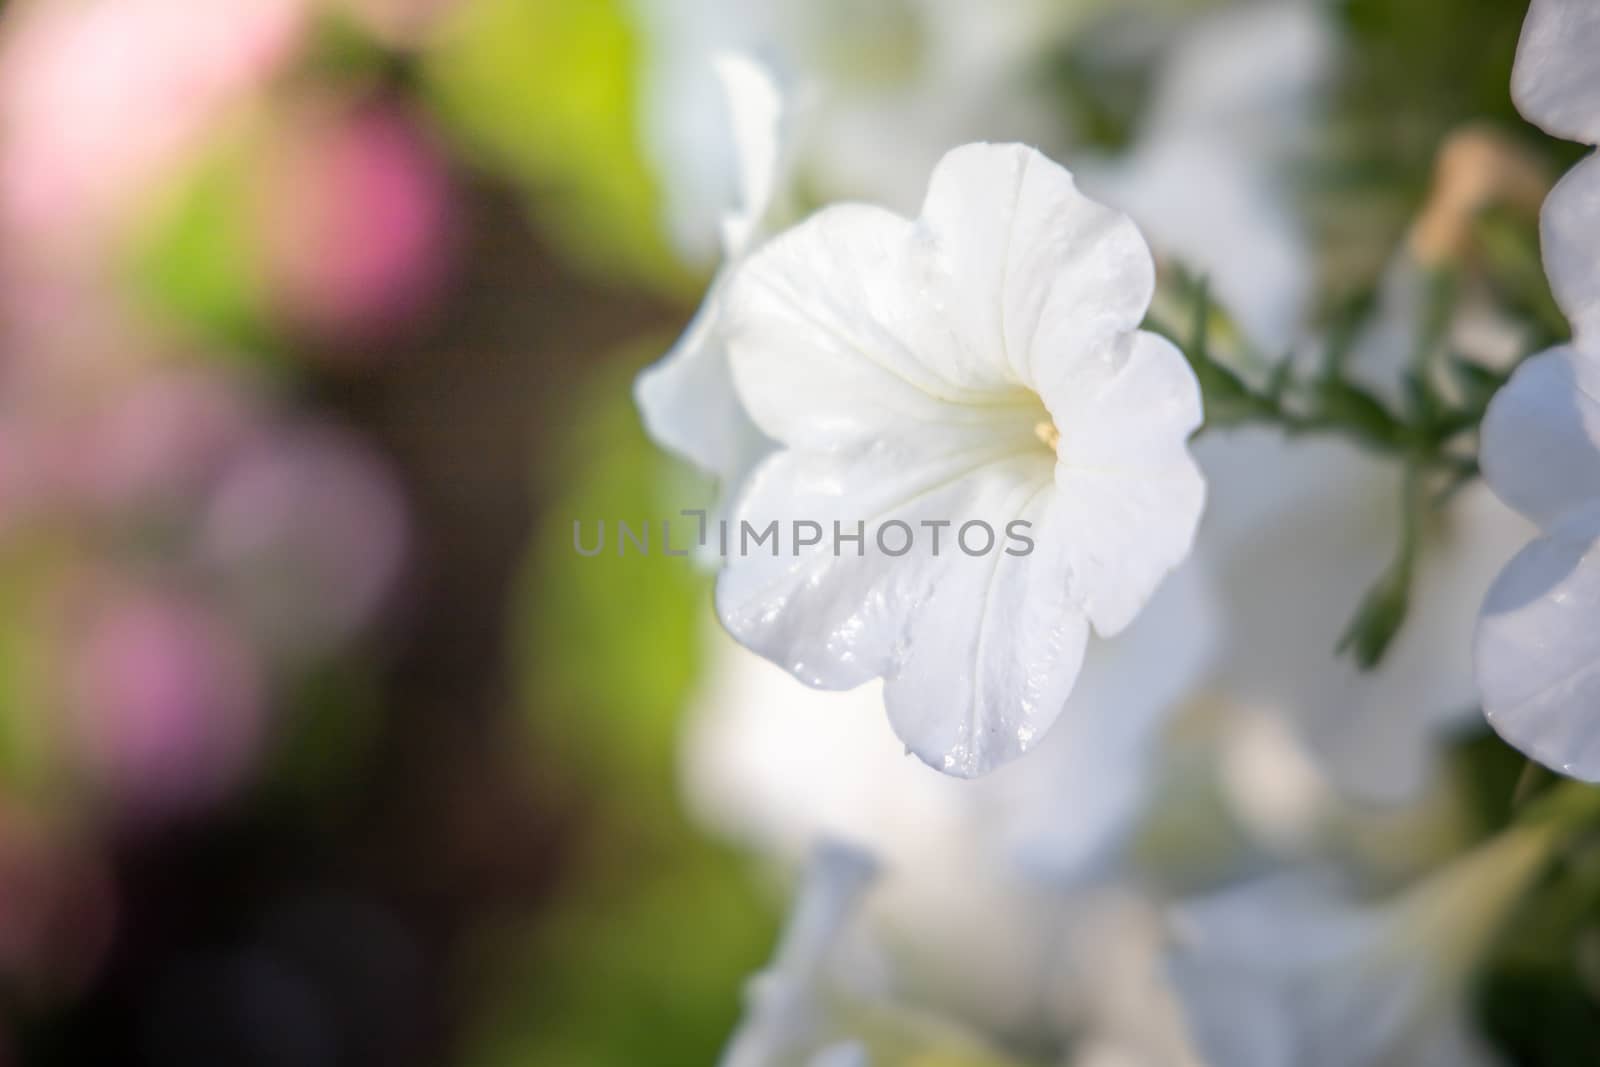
[67,586,267,819]
[260,106,455,346]
[0,0,309,252]
[53,371,263,520]
[0,369,264,535]
[201,422,409,659]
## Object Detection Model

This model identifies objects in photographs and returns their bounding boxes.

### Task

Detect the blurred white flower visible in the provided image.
[714,142,1204,777]
[1081,1,1334,354]
[634,54,785,509]
[1199,428,1532,802]
[785,0,1080,219]
[1168,823,1554,1067]
[1473,0,1600,778]
[685,565,1217,1031]
[721,841,1027,1067]
[721,842,880,1067]
[1049,890,1208,1067]
[719,840,1208,1067]
[1026,3,1528,804]
[1071,5,1524,802]
[631,0,1083,263]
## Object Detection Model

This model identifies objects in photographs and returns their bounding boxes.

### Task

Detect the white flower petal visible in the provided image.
[725,204,1001,448]
[917,142,1156,389]
[888,495,1092,776]
[724,143,1166,447]
[633,51,789,503]
[1003,561,1220,881]
[1480,345,1600,529]
[715,433,1085,777]
[1046,330,1206,635]
[1513,0,1600,145]
[1476,504,1600,779]
[712,52,784,257]
[634,275,776,494]
[1540,154,1600,343]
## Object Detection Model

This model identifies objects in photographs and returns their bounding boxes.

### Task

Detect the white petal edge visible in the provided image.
[1541,153,1600,344]
[917,142,1157,390]
[1476,503,1600,780]
[1480,344,1600,530]
[723,142,1166,449]
[1513,0,1600,145]
[1045,329,1207,635]
[712,52,784,257]
[634,273,775,496]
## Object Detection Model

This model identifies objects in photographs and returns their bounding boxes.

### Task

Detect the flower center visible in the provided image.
[1033,418,1061,453]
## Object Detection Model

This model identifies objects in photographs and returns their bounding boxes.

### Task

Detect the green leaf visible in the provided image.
[1336,468,1420,670]
[123,137,282,361]
[1335,556,1412,671]
[1311,378,1408,452]
[421,0,685,291]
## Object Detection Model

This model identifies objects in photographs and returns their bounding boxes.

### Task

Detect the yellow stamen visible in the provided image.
[1034,419,1061,452]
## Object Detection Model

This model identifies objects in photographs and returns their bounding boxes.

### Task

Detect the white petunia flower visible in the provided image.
[634,54,786,508]
[1475,352,1600,776]
[1168,824,1555,1067]
[713,142,1205,777]
[1474,0,1600,778]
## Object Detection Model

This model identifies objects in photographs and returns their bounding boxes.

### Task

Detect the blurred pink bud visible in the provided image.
[55,371,262,519]
[260,106,454,346]
[68,587,266,819]
[202,423,409,659]
[0,0,310,251]
[0,370,263,535]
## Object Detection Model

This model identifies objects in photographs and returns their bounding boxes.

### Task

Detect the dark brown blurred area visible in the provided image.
[20,178,678,1067]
